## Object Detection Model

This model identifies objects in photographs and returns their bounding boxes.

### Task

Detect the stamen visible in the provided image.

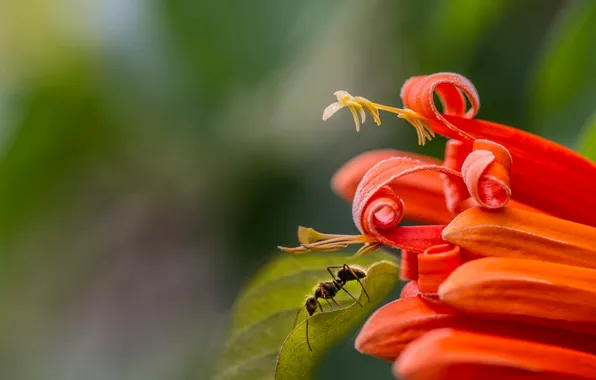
[278,226,380,255]
[322,91,434,145]
[356,242,384,256]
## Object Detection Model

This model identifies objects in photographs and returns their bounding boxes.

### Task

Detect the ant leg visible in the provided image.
[323,298,333,310]
[344,264,370,302]
[293,305,306,329]
[326,265,342,282]
[316,283,328,312]
[330,298,341,307]
[338,284,362,307]
[327,265,362,306]
[305,312,313,352]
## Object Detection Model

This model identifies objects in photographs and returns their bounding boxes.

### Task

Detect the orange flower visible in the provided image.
[280,72,596,379]
[395,329,596,380]
[356,295,596,362]
[439,257,596,334]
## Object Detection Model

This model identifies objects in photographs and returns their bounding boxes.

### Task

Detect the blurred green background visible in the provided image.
[1,0,596,379]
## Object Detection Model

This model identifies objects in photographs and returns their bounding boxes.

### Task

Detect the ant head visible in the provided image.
[305,296,318,315]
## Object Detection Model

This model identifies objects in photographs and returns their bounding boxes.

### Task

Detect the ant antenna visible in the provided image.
[293,305,306,329]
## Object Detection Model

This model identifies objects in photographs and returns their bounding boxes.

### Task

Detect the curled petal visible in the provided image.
[417,244,460,294]
[322,101,345,121]
[443,139,539,214]
[332,150,452,224]
[395,329,596,380]
[439,257,596,334]
[400,73,480,140]
[351,157,460,252]
[332,150,442,201]
[443,207,596,269]
[400,72,596,226]
[461,139,511,208]
[448,116,596,226]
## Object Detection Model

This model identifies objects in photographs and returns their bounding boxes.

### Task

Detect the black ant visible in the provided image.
[293,264,369,351]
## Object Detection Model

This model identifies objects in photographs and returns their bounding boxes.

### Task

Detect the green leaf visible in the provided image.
[530,1,596,144]
[275,259,399,380]
[578,110,596,162]
[212,251,399,380]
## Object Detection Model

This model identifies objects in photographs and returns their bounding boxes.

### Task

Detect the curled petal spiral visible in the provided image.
[400,72,596,226]
[332,150,452,224]
[417,244,461,294]
[352,157,459,252]
[461,139,512,209]
[400,73,480,141]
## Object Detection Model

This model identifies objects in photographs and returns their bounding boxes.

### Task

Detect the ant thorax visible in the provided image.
[314,281,341,299]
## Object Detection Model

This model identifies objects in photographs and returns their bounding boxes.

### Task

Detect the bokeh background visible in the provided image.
[2,0,596,379]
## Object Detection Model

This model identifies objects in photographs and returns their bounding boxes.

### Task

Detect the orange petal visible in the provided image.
[331,150,452,224]
[395,328,596,380]
[400,73,480,140]
[439,257,596,335]
[400,280,420,298]
[401,72,596,227]
[356,295,596,362]
[442,139,474,213]
[417,244,460,294]
[400,250,419,281]
[447,116,596,226]
[460,140,511,209]
[442,139,542,214]
[351,157,459,252]
[355,296,457,361]
[443,207,596,269]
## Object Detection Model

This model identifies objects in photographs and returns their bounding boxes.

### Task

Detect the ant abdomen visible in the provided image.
[337,265,367,284]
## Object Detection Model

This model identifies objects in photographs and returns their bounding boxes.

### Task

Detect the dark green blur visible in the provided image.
[1,1,595,379]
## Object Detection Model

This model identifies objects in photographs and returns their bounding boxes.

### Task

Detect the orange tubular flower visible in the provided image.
[280,71,596,379]
[394,329,596,380]
[356,296,596,362]
[438,257,596,334]
[443,207,596,269]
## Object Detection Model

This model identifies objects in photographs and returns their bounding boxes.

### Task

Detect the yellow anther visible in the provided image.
[322,91,434,145]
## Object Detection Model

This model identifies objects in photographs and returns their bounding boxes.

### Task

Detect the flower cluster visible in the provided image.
[282,73,596,379]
